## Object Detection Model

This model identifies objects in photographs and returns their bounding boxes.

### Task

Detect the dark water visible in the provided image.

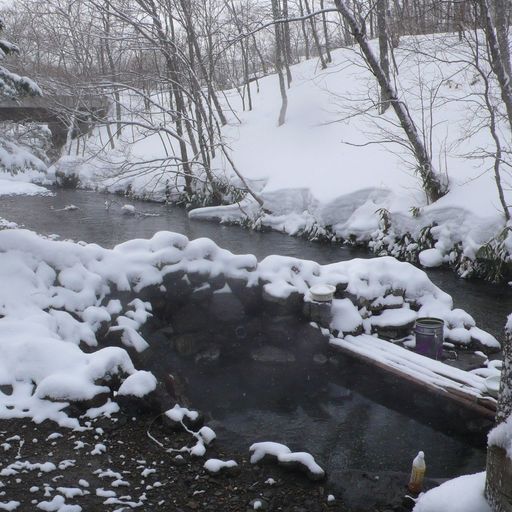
[2,188,509,494]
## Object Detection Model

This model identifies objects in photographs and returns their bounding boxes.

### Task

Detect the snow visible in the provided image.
[277,451,325,477]
[36,495,82,512]
[249,442,293,464]
[121,204,136,215]
[249,442,325,477]
[0,179,50,196]
[203,459,238,473]
[488,415,512,458]
[412,472,491,512]
[330,299,362,334]
[164,405,199,424]
[0,502,19,511]
[197,426,216,445]
[418,249,445,268]
[117,371,157,398]
[371,308,417,328]
[190,36,512,271]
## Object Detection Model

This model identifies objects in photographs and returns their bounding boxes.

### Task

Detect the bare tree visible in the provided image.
[334,0,447,202]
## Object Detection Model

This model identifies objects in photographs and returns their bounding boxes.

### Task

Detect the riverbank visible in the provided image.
[0,411,426,512]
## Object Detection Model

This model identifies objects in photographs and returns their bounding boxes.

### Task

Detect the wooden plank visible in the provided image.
[330,338,497,419]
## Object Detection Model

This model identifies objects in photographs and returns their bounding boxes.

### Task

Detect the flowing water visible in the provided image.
[2,188,510,504]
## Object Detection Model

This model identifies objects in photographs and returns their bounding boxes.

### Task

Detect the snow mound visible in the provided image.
[412,472,491,512]
[488,415,512,459]
[164,405,200,424]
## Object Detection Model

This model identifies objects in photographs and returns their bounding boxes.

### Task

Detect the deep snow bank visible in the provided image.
[0,228,500,427]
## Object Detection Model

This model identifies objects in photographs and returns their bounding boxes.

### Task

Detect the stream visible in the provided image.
[2,188,510,504]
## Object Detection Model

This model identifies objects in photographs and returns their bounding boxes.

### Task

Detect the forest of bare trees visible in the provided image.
[0,0,509,217]
[3,0,509,206]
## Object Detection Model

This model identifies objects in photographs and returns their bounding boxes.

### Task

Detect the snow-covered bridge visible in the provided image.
[0,95,110,148]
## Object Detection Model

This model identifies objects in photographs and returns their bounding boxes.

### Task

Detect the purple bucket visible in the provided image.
[414,317,444,359]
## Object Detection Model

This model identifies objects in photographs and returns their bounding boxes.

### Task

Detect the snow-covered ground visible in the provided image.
[60,32,512,277]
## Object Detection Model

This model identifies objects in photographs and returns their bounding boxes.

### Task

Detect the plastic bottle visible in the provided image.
[408,451,426,494]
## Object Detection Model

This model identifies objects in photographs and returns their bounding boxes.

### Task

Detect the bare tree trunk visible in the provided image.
[478,50,510,221]
[102,8,122,139]
[178,0,227,126]
[271,0,288,126]
[282,0,292,63]
[493,0,511,78]
[280,0,293,86]
[252,33,268,75]
[298,0,311,59]
[486,325,512,511]
[320,0,332,63]
[241,39,253,110]
[304,0,327,69]
[227,0,253,110]
[377,0,391,113]
[479,0,512,137]
[334,0,447,203]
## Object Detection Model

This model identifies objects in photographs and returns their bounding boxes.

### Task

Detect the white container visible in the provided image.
[309,284,336,302]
